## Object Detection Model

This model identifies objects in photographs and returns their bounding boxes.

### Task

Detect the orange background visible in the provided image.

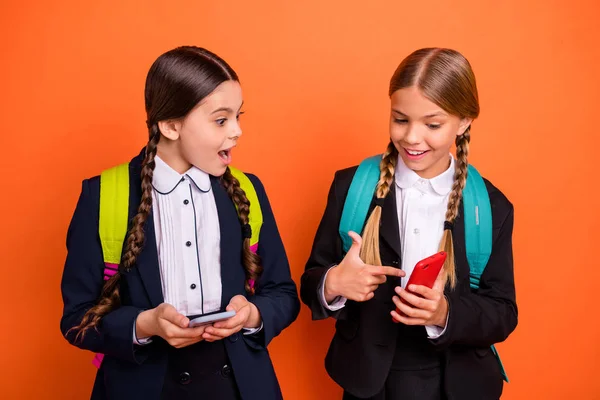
[1,0,599,399]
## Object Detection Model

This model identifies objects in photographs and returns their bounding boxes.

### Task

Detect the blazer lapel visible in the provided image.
[451,202,470,286]
[211,176,245,310]
[379,185,402,261]
[128,150,164,308]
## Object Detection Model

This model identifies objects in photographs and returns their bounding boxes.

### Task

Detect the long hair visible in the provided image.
[71,46,262,341]
[361,48,480,288]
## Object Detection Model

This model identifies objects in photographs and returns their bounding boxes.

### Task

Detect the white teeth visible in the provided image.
[407,150,425,155]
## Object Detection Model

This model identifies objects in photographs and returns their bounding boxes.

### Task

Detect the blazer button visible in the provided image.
[179,372,191,385]
[221,364,232,377]
[229,333,239,343]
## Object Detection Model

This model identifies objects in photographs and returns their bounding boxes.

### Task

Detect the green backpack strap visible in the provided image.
[93,162,130,368]
[339,154,382,253]
[228,167,264,289]
[99,163,130,266]
[463,164,508,382]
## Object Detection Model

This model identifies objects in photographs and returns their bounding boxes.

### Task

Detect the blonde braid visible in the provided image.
[360,141,398,265]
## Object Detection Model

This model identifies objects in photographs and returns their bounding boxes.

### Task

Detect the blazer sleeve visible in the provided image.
[300,169,352,320]
[60,178,148,364]
[432,199,518,349]
[245,174,300,349]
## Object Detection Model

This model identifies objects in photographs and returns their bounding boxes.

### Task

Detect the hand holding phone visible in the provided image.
[188,310,236,328]
[392,251,447,325]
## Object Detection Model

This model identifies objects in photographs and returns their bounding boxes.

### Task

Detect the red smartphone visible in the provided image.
[394,251,447,319]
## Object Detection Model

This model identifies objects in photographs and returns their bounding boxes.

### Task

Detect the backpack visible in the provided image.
[92,162,263,368]
[338,154,508,382]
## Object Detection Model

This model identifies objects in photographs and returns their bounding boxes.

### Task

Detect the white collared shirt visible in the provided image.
[134,156,260,344]
[152,155,222,316]
[319,154,455,338]
[395,155,455,290]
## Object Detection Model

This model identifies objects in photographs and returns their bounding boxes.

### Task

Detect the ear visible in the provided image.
[158,119,182,141]
[457,118,473,137]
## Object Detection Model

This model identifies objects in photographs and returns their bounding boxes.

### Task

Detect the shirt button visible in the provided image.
[414,228,420,234]
[185,241,192,247]
[190,283,197,290]
[183,199,189,205]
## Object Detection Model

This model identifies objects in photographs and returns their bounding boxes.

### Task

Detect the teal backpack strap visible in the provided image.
[463,164,508,382]
[463,165,493,288]
[339,155,382,253]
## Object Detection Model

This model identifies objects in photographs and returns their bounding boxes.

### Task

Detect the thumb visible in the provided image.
[160,303,189,328]
[347,231,363,258]
[228,295,247,311]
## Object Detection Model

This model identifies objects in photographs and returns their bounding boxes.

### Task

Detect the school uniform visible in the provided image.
[61,148,300,400]
[301,155,517,400]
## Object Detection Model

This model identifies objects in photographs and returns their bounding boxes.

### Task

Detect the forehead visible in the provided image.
[196,80,243,113]
[391,86,445,116]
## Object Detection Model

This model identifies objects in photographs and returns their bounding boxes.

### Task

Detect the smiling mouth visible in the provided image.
[403,148,430,158]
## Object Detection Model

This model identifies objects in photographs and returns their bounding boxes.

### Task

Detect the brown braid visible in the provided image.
[360,141,398,265]
[220,168,263,295]
[439,128,471,288]
[69,126,161,342]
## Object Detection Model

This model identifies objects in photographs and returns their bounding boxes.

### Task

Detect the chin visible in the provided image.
[211,164,229,177]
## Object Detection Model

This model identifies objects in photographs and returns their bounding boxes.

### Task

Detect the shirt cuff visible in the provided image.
[425,310,450,339]
[242,321,263,335]
[318,266,347,311]
[133,319,153,345]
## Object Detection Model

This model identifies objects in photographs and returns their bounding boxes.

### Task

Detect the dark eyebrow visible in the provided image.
[210,101,244,115]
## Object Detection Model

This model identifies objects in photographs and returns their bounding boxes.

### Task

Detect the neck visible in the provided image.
[156,140,191,174]
[415,155,452,179]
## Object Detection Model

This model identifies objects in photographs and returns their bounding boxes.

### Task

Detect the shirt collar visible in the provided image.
[394,153,455,196]
[153,155,211,194]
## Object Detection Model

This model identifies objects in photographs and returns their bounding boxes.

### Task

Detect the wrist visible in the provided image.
[324,265,340,302]
[244,302,262,329]
[136,309,157,338]
[436,296,449,327]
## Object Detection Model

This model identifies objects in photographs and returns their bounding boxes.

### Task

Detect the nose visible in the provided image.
[230,121,242,141]
[404,123,422,145]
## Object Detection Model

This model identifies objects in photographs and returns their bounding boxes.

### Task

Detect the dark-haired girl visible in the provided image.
[60,46,299,400]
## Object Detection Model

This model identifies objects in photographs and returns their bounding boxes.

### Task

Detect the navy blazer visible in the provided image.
[60,149,300,400]
[301,165,518,400]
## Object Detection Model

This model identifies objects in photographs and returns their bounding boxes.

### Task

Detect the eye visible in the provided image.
[236,111,245,120]
[216,118,227,126]
[427,123,441,130]
[394,119,408,124]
